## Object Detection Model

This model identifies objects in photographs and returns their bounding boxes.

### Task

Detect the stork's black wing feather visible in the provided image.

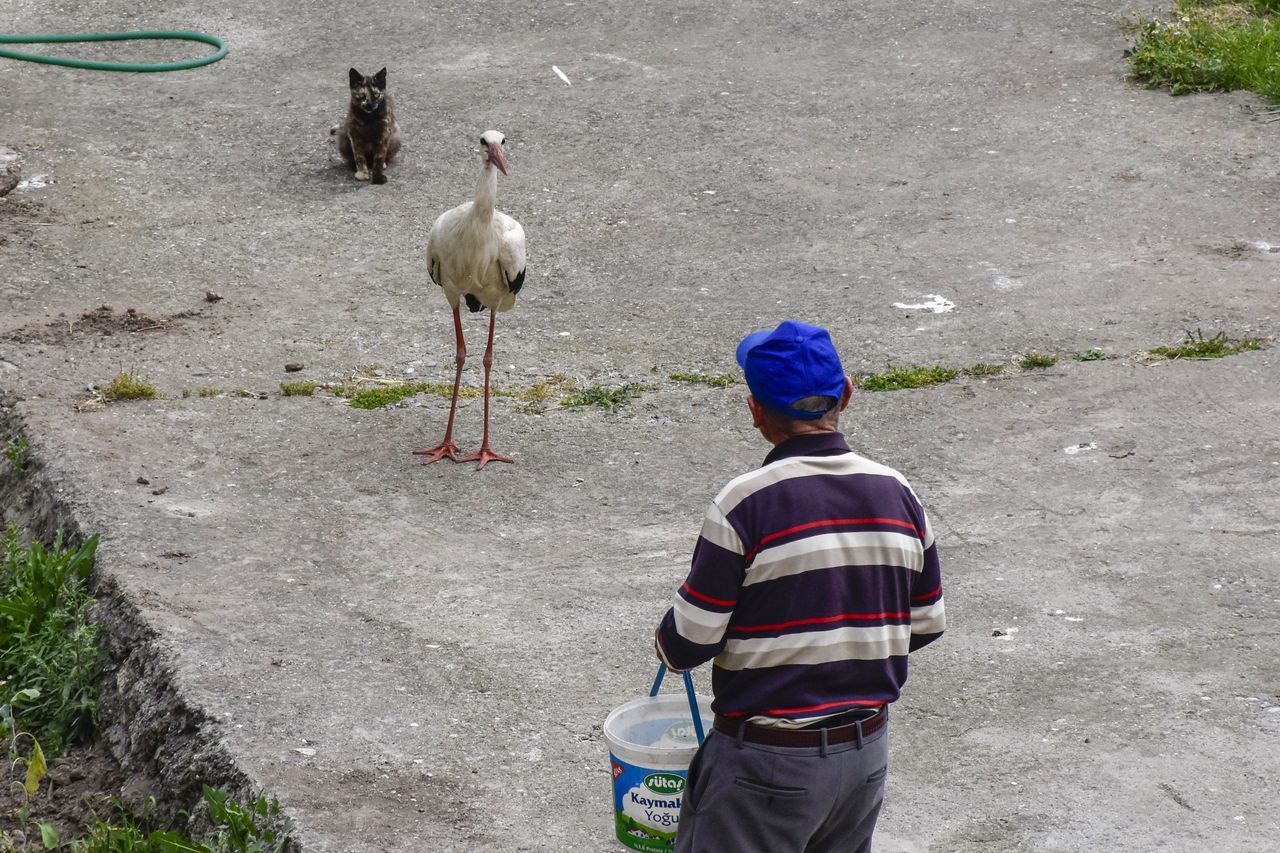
[507,267,526,296]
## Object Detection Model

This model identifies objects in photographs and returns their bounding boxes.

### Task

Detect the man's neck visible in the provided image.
[768,424,839,446]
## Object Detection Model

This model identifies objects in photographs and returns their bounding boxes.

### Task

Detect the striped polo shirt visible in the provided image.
[655,432,944,725]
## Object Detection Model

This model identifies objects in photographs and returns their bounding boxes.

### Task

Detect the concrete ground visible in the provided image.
[2,0,1279,850]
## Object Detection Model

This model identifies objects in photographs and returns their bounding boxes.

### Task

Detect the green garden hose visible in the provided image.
[0,31,226,72]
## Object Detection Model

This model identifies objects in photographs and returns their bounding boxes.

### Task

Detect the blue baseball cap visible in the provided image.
[735,320,846,419]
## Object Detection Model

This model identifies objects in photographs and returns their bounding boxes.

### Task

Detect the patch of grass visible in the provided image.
[1126,2,1280,99]
[279,380,317,397]
[670,371,736,388]
[329,382,363,398]
[422,381,485,399]
[1018,351,1058,369]
[201,785,295,853]
[345,381,479,409]
[0,527,100,756]
[39,787,294,852]
[517,374,577,402]
[0,529,294,852]
[348,384,424,409]
[337,373,577,411]
[180,386,223,399]
[3,436,29,472]
[1074,348,1111,362]
[100,370,157,402]
[1149,329,1263,359]
[493,374,578,413]
[561,383,647,412]
[963,362,1005,377]
[859,365,958,392]
[43,796,174,852]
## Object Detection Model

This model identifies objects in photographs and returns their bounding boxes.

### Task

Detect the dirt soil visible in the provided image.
[2,1,1280,851]
[0,740,126,846]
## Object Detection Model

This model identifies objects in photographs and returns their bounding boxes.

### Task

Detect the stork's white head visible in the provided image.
[479,130,509,176]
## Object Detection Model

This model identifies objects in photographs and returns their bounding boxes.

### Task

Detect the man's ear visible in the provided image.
[747,395,764,429]
[838,376,854,411]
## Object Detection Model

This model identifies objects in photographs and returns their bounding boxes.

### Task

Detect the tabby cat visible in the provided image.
[336,67,401,184]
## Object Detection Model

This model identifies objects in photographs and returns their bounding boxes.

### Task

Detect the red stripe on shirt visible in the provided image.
[682,581,736,608]
[731,611,910,633]
[744,517,922,561]
[911,584,942,603]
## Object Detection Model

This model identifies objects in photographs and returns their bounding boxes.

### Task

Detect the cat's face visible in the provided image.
[348,67,388,114]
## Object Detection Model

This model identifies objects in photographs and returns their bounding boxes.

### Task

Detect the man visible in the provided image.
[655,320,945,853]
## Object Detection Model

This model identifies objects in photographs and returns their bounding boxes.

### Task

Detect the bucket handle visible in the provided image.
[649,664,706,745]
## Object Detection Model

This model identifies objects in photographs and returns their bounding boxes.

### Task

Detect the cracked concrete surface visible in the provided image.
[2,0,1279,850]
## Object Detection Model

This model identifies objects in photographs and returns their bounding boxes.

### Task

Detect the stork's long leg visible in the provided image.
[413,305,467,463]
[459,309,513,470]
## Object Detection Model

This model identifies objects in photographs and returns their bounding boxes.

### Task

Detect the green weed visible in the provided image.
[101,371,157,402]
[343,381,479,409]
[0,709,51,852]
[963,363,1005,377]
[1126,2,1280,99]
[348,385,425,409]
[492,374,578,414]
[0,531,294,851]
[335,377,480,409]
[561,383,647,412]
[542,373,578,396]
[1074,348,1111,362]
[413,382,481,400]
[0,527,100,755]
[339,374,576,411]
[202,786,294,853]
[279,381,317,397]
[1,692,47,791]
[859,365,958,392]
[509,374,576,402]
[182,387,222,399]
[670,372,736,388]
[1149,329,1263,359]
[53,796,172,851]
[3,436,29,472]
[46,788,294,852]
[329,382,362,399]
[1018,351,1058,369]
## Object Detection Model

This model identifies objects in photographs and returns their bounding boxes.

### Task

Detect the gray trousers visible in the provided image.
[674,721,889,853]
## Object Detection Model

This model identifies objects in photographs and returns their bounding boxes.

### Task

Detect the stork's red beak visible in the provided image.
[487,142,509,176]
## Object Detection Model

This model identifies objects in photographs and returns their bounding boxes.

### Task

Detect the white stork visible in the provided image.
[415,130,527,470]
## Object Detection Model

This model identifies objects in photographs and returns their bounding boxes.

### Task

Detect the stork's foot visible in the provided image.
[458,446,513,471]
[413,442,462,464]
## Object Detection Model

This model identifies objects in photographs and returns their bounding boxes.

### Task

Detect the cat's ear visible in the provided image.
[349,68,362,88]
[372,67,387,89]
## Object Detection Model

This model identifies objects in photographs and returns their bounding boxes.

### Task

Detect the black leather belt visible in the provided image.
[712,706,887,747]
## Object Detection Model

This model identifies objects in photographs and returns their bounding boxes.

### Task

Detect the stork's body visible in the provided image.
[416,131,526,470]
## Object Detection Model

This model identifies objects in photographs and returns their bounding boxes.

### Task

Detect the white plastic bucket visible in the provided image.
[605,691,713,852]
